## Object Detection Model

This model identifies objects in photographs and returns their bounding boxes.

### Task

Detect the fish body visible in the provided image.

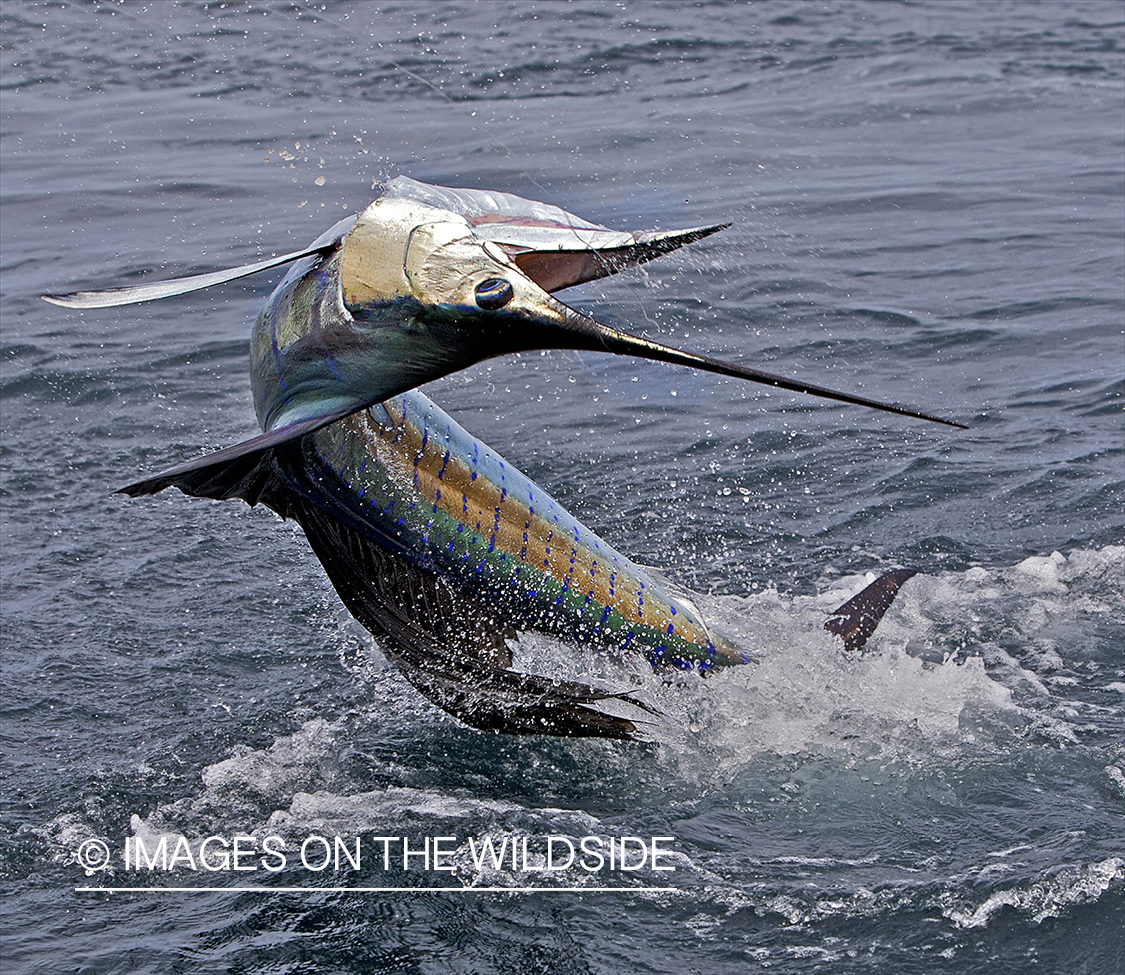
[247,201,743,672]
[45,177,953,738]
[301,392,746,671]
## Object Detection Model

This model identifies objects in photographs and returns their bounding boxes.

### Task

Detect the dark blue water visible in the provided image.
[2,2,1122,972]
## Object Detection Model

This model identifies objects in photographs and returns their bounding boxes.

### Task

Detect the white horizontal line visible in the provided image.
[76,885,677,894]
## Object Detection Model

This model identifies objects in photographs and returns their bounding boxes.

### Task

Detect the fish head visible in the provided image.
[46,176,962,434]
[250,179,731,432]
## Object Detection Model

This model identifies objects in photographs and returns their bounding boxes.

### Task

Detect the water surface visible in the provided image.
[2,2,1122,972]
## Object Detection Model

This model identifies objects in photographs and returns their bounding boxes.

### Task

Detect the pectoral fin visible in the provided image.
[42,216,356,308]
[116,407,361,502]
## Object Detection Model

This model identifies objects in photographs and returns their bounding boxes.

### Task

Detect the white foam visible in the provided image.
[1013,551,1069,590]
[508,546,1122,774]
[943,856,1125,929]
[1105,765,1125,799]
[264,787,529,834]
[201,717,342,797]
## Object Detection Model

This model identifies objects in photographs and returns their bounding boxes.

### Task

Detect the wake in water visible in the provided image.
[51,548,1118,844]
[500,546,1124,762]
[31,547,1118,958]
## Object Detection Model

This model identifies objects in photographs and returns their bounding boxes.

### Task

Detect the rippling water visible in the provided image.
[2,2,1123,972]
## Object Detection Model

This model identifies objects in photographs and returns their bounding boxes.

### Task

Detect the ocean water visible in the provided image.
[1,1,1122,972]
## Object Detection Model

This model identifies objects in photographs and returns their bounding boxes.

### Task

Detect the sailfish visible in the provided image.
[44,177,962,739]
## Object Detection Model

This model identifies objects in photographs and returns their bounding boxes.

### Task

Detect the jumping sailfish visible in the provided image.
[45,178,962,739]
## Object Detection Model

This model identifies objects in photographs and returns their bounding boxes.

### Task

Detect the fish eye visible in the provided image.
[474,277,514,311]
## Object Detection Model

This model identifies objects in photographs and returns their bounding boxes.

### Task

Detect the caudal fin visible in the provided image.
[824,569,917,652]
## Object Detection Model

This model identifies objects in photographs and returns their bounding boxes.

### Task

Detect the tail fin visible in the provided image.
[289,494,655,738]
[825,569,917,652]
